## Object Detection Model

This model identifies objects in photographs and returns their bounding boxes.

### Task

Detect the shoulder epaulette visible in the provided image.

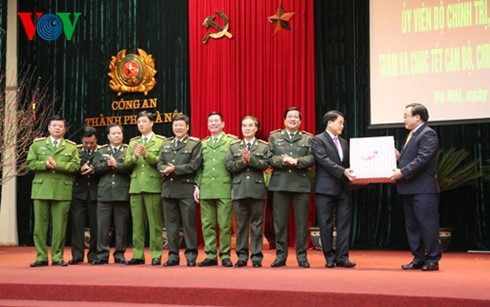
[98,144,109,149]
[258,139,269,144]
[230,139,242,145]
[227,134,238,139]
[122,144,129,148]
[65,139,76,145]
[34,137,46,142]
[269,129,281,134]
[301,130,313,136]
[130,136,140,141]
[76,144,83,148]
[155,134,166,140]
[166,136,175,141]
[188,136,200,141]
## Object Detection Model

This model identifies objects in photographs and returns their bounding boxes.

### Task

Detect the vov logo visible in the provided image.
[18,12,82,41]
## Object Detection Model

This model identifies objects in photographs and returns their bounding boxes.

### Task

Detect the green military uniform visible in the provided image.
[124,133,165,261]
[26,137,80,263]
[93,144,131,262]
[195,133,236,262]
[225,139,270,264]
[157,135,202,263]
[71,144,99,263]
[268,129,315,263]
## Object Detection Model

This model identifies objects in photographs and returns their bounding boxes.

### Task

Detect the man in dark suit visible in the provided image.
[69,126,99,264]
[92,124,131,265]
[158,114,202,267]
[390,103,441,271]
[268,107,315,268]
[311,110,356,269]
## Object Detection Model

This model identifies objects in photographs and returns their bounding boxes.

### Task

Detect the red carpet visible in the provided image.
[0,246,489,306]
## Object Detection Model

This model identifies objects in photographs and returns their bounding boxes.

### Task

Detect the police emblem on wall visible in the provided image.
[108,49,157,96]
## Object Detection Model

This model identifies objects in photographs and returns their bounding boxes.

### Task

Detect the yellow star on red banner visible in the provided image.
[267,4,295,34]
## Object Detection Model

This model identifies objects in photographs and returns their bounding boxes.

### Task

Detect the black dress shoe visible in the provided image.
[221,258,233,267]
[270,259,286,267]
[151,258,161,266]
[198,258,218,267]
[252,261,262,268]
[91,259,108,265]
[336,260,356,268]
[402,261,424,270]
[127,258,145,265]
[68,258,83,265]
[30,261,48,267]
[422,262,439,271]
[187,260,196,267]
[163,260,179,267]
[235,260,247,267]
[114,258,128,265]
[298,260,310,268]
[52,261,68,267]
[325,261,335,268]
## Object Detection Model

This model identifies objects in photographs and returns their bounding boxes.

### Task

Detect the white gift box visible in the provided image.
[349,136,396,184]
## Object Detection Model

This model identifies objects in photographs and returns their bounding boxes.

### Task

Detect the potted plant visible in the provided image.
[436,148,483,251]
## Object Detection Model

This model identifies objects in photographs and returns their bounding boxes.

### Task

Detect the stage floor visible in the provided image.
[0,246,489,306]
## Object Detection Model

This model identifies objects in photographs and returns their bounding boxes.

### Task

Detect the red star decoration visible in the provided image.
[267,4,295,34]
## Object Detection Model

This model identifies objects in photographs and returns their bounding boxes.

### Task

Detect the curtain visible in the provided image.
[188,0,316,247]
[188,0,315,139]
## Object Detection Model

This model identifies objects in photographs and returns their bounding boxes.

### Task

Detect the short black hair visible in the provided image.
[48,115,66,126]
[173,114,190,125]
[137,110,155,121]
[242,115,260,130]
[107,123,123,134]
[284,107,302,120]
[82,126,97,138]
[322,110,344,126]
[406,103,429,122]
[208,111,224,121]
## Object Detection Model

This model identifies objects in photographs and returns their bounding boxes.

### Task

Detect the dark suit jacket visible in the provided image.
[311,131,350,196]
[72,145,99,201]
[157,135,202,198]
[93,144,131,202]
[396,124,440,195]
[225,139,270,200]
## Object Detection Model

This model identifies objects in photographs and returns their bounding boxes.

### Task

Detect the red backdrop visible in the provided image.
[188,0,315,138]
[188,0,316,247]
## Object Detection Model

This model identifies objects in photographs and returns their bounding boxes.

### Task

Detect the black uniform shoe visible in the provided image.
[151,258,161,266]
[270,260,286,267]
[252,261,262,268]
[127,258,145,265]
[30,261,48,268]
[198,258,218,267]
[235,260,247,267]
[52,261,68,267]
[163,260,179,267]
[68,258,83,265]
[221,259,233,267]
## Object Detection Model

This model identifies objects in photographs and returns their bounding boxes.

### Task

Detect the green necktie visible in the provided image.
[143,136,148,145]
[53,140,58,148]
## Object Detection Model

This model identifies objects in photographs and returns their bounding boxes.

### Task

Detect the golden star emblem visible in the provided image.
[267,4,295,34]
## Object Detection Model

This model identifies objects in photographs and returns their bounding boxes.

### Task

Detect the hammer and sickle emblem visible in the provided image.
[202,10,233,44]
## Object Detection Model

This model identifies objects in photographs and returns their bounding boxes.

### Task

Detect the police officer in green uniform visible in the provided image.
[194,112,236,267]
[158,114,202,267]
[124,111,165,265]
[27,115,80,267]
[225,116,270,268]
[268,107,315,268]
[92,124,131,265]
[69,126,99,264]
